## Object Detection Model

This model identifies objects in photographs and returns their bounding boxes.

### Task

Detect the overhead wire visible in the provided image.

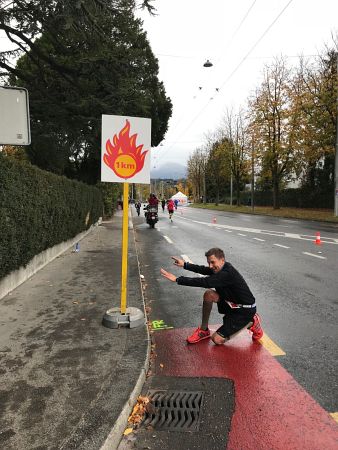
[154,0,295,167]
[166,1,257,130]
[153,0,258,166]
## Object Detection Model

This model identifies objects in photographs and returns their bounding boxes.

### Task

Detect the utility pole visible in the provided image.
[203,170,206,204]
[251,141,255,212]
[335,52,338,216]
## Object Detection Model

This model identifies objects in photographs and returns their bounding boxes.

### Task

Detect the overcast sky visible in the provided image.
[137,0,337,170]
[1,1,337,171]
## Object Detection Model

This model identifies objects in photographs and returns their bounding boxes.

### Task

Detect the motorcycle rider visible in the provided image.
[144,193,159,227]
[148,193,159,207]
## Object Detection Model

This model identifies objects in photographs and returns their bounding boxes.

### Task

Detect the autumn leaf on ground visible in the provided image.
[159,363,164,369]
[123,428,133,436]
[128,396,151,425]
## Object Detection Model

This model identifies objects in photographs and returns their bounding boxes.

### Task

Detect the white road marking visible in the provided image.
[238,233,247,236]
[163,235,174,244]
[189,219,338,244]
[181,254,193,263]
[302,252,327,260]
[224,230,232,233]
[285,233,301,239]
[253,237,265,242]
[172,226,178,228]
[274,244,290,249]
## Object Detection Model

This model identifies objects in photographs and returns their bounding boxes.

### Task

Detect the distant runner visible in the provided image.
[167,199,175,221]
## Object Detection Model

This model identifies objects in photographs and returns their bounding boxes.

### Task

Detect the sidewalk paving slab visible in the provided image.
[0,212,149,450]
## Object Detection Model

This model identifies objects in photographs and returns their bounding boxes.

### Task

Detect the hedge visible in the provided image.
[239,188,333,209]
[0,154,103,280]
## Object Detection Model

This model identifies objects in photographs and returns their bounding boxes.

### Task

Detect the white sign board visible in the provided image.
[0,86,31,145]
[101,114,151,184]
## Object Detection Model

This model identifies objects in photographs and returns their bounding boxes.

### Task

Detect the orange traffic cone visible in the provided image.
[314,232,321,245]
[212,217,217,224]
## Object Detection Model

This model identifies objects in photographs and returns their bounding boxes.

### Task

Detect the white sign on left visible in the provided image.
[0,86,31,145]
[101,114,151,184]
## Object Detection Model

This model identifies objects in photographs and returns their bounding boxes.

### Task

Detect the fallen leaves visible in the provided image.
[123,427,133,436]
[128,396,152,426]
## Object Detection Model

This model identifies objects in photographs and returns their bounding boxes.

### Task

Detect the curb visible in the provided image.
[100,207,150,450]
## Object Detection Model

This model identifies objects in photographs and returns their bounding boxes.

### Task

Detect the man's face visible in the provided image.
[207,255,225,273]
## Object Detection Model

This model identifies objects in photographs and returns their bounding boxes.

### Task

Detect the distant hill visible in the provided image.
[151,162,186,180]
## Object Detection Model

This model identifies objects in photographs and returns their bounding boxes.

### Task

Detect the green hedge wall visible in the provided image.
[0,154,103,280]
[239,188,333,208]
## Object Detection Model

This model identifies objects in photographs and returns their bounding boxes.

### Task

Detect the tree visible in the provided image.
[205,135,231,205]
[221,109,250,206]
[1,0,172,183]
[292,47,337,194]
[187,148,207,202]
[248,58,298,209]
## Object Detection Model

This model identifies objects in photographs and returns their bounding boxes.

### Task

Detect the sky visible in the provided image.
[136,0,338,170]
[1,1,337,172]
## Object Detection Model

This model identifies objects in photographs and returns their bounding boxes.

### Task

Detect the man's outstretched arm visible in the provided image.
[160,268,177,282]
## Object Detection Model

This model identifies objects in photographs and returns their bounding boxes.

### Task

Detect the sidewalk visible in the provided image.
[0,211,149,450]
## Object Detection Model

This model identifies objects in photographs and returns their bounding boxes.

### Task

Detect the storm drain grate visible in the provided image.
[142,390,204,432]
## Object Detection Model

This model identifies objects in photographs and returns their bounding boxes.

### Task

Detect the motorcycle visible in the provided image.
[144,205,158,228]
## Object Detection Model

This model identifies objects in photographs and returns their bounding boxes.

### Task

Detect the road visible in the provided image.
[133,205,338,415]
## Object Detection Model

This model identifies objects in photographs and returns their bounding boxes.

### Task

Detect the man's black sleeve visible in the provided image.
[184,262,213,276]
[176,270,231,288]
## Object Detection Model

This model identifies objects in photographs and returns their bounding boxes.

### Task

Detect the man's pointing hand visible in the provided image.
[171,256,184,267]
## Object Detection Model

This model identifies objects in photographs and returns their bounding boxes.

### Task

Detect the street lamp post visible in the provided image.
[335,52,338,216]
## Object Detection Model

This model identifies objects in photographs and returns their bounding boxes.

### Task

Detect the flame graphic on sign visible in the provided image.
[103,119,148,179]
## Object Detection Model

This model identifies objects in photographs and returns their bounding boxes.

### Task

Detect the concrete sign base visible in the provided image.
[102,306,145,329]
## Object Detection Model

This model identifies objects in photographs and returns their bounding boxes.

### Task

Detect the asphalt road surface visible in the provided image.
[133,205,338,415]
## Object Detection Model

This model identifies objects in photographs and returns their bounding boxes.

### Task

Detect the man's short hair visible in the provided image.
[205,248,225,259]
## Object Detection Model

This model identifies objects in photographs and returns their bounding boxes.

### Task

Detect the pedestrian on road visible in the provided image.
[135,200,141,216]
[161,198,166,212]
[160,247,263,344]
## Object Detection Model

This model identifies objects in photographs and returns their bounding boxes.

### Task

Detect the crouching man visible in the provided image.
[160,248,263,344]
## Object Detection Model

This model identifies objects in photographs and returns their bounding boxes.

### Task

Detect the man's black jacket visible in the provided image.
[176,261,255,305]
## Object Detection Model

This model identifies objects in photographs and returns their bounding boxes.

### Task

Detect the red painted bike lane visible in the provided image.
[153,327,338,450]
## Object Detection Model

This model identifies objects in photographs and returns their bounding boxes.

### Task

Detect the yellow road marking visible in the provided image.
[330,412,338,423]
[258,333,286,356]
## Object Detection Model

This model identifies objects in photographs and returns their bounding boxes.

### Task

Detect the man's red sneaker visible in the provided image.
[250,314,263,340]
[187,327,210,344]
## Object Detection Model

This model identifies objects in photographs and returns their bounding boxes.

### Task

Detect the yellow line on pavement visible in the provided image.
[330,412,338,423]
[258,333,286,356]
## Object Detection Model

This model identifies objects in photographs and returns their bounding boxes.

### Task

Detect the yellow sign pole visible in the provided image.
[120,182,129,314]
